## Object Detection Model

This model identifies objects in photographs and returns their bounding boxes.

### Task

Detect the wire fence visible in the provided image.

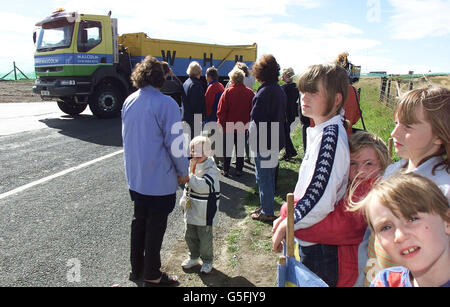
[378,74,449,108]
[0,62,35,81]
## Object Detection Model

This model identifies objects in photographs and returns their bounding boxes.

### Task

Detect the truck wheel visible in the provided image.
[57,99,87,116]
[89,84,123,118]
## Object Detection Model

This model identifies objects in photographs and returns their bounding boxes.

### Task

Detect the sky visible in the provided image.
[0,0,449,76]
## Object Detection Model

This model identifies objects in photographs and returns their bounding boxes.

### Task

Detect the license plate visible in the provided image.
[41,90,50,96]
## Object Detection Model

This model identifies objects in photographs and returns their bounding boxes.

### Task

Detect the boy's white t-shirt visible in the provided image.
[293,115,350,246]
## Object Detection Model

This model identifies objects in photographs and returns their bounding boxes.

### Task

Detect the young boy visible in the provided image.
[180,136,220,274]
[272,64,350,286]
[355,173,450,287]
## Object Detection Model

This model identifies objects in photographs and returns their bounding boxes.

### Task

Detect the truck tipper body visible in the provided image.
[32,10,257,118]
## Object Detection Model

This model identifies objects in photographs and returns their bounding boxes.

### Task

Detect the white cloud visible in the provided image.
[1,1,383,75]
[388,0,450,40]
[0,12,37,72]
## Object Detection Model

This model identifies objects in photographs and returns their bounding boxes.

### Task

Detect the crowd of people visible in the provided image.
[121,53,449,287]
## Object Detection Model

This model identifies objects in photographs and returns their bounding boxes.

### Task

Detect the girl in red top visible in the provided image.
[273,131,390,286]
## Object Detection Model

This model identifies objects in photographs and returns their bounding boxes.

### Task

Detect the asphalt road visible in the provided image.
[0,102,254,287]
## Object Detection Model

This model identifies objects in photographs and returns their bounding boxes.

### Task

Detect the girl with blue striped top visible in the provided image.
[272,64,350,286]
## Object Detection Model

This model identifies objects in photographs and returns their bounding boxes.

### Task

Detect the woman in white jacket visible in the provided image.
[180,136,220,274]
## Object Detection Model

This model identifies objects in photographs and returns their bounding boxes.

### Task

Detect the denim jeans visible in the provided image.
[254,153,278,216]
[301,244,338,287]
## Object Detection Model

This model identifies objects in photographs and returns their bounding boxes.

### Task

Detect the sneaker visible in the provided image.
[181,258,201,269]
[200,263,213,274]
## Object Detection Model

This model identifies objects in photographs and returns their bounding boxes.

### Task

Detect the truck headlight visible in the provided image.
[60,80,76,86]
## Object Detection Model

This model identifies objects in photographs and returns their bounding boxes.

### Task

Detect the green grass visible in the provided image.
[226,228,243,268]
[353,77,399,161]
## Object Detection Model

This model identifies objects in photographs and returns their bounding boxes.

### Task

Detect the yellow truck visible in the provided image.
[32,9,257,118]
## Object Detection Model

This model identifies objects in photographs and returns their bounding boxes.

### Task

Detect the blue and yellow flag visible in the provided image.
[277,243,328,287]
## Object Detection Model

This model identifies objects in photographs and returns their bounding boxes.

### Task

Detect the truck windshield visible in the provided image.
[36,19,74,52]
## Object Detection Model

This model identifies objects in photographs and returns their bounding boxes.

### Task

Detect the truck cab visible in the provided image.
[33,9,128,118]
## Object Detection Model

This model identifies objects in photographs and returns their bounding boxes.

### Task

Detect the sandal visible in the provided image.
[250,207,262,215]
[251,211,277,222]
[144,272,179,287]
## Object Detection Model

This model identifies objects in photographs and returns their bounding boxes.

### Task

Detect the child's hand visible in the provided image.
[272,216,283,234]
[272,219,287,253]
[178,176,190,185]
[190,159,198,174]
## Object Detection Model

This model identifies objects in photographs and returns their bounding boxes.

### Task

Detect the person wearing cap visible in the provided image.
[280,67,299,160]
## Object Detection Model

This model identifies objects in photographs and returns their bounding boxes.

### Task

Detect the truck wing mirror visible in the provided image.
[33,32,37,44]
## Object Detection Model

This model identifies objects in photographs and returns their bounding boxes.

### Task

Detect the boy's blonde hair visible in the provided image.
[354,173,449,233]
[349,131,390,172]
[394,86,450,173]
[186,61,202,77]
[190,135,213,157]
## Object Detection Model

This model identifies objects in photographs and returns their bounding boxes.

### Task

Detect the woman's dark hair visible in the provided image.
[206,66,219,81]
[251,54,280,83]
[131,56,165,89]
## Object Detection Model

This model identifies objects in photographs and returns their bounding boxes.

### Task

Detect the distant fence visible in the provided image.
[377,73,449,108]
[0,62,34,81]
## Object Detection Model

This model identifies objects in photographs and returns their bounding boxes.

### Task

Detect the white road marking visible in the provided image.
[0,149,124,200]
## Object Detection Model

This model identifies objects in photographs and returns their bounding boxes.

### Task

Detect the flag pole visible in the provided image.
[286,193,295,258]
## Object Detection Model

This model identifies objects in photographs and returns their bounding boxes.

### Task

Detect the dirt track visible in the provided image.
[0,80,47,103]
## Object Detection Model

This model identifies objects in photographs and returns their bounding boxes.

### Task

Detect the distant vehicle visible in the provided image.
[32,9,257,118]
[348,63,361,84]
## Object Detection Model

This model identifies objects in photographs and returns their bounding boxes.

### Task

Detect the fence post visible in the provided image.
[379,77,387,103]
[408,71,414,90]
[386,79,392,106]
[13,61,18,81]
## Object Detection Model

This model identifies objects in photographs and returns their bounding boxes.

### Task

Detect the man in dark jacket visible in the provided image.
[281,67,299,160]
[182,61,206,138]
